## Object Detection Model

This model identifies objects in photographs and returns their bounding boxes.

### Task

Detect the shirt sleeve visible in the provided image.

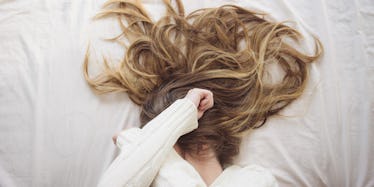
[97,98,198,187]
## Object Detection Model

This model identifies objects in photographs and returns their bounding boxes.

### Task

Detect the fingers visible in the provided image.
[112,133,119,144]
[185,88,214,119]
[112,127,131,146]
[198,96,213,111]
[198,90,214,110]
[199,98,209,110]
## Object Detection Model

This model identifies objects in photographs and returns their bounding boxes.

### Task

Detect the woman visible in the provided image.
[84,0,322,186]
[99,88,277,186]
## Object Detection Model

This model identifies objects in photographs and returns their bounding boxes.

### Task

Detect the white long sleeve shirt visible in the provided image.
[98,98,278,187]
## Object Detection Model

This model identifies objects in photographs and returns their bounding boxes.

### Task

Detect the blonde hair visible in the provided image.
[84,0,323,165]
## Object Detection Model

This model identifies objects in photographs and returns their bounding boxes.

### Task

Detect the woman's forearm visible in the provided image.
[98,98,198,187]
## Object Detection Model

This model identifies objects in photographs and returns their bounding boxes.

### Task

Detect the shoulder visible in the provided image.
[224,164,278,187]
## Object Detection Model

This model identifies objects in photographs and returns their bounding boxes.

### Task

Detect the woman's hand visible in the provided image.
[112,88,213,146]
[184,88,214,119]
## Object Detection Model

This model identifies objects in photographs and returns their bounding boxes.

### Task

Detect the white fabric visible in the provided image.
[0,0,373,187]
[98,98,199,187]
[102,98,277,187]
[153,149,278,187]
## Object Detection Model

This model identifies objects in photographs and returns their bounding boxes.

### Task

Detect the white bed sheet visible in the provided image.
[0,0,373,186]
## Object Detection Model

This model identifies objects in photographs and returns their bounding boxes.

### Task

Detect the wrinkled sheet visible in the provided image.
[0,0,373,186]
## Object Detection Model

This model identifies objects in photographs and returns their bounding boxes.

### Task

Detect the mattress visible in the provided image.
[0,0,373,186]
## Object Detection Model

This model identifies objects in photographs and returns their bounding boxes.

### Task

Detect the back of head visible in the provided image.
[84,0,323,166]
[139,73,243,165]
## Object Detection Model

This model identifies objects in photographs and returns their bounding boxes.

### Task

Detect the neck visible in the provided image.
[184,151,223,186]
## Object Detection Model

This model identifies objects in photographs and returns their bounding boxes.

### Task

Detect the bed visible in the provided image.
[0,0,373,186]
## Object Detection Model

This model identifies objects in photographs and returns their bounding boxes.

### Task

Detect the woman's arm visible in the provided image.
[98,99,197,187]
[98,89,213,187]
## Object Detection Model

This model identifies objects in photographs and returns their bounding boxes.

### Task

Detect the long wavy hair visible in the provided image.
[84,0,323,166]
